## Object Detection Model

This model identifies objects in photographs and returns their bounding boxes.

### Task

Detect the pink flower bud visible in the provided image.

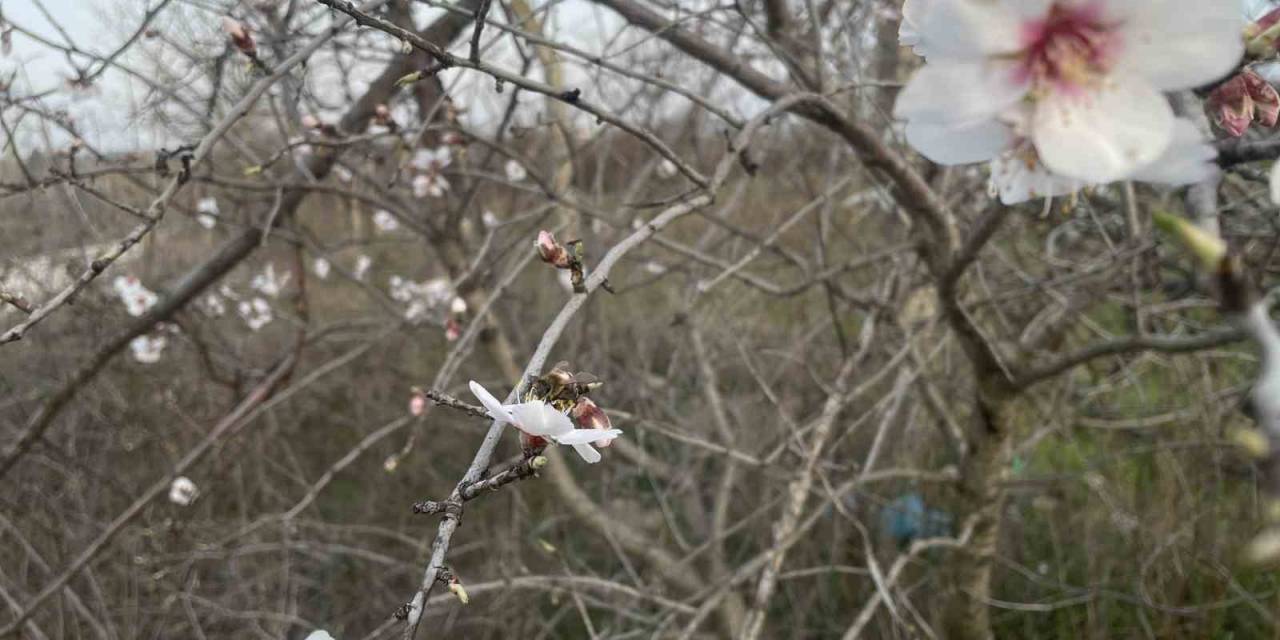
[221,17,257,56]
[1258,7,1280,33]
[409,391,426,416]
[1245,69,1280,127]
[535,230,572,269]
[374,104,392,125]
[444,317,461,342]
[570,397,614,448]
[1208,74,1256,137]
[301,115,321,130]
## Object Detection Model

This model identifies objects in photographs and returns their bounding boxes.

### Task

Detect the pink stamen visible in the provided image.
[1014,3,1120,94]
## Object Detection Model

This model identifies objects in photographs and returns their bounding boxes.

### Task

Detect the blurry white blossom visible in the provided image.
[313,257,331,280]
[372,209,400,232]
[196,197,219,229]
[238,297,273,331]
[250,263,288,298]
[354,255,372,281]
[130,334,166,364]
[411,146,451,172]
[450,296,468,314]
[412,173,449,198]
[481,209,500,228]
[113,276,158,317]
[504,159,527,182]
[657,159,678,179]
[644,261,667,275]
[202,294,226,317]
[168,476,198,506]
[333,165,353,182]
[390,276,457,320]
[422,278,453,307]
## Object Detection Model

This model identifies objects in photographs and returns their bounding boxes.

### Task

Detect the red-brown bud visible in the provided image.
[1246,70,1280,127]
[221,17,257,56]
[1208,73,1255,137]
[571,397,614,448]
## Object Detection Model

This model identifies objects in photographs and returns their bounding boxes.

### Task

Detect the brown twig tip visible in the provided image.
[422,389,488,418]
[0,291,33,315]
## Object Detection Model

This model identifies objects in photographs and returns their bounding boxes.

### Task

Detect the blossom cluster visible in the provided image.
[896,0,1245,204]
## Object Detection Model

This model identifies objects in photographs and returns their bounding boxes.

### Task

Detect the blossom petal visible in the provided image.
[507,402,575,437]
[1128,119,1219,185]
[468,381,512,423]
[1031,77,1174,183]
[1113,1,1244,90]
[899,0,930,51]
[553,429,623,445]
[1270,161,1280,206]
[904,118,1015,164]
[894,60,1027,127]
[989,152,1082,205]
[911,0,1040,59]
[571,443,602,464]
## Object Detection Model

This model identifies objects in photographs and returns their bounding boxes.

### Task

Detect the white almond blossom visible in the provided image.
[202,294,226,317]
[168,476,198,506]
[657,159,678,179]
[313,257,331,280]
[303,632,335,640]
[481,209,500,228]
[354,255,372,281]
[411,146,452,172]
[469,381,622,463]
[372,209,400,232]
[504,159,527,182]
[450,296,468,314]
[130,334,166,364]
[196,197,219,229]
[113,275,158,317]
[412,173,449,198]
[390,276,457,319]
[896,0,1243,191]
[250,263,288,298]
[238,297,273,331]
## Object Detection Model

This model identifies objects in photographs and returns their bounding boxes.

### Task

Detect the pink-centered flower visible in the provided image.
[896,0,1242,185]
[469,381,622,464]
